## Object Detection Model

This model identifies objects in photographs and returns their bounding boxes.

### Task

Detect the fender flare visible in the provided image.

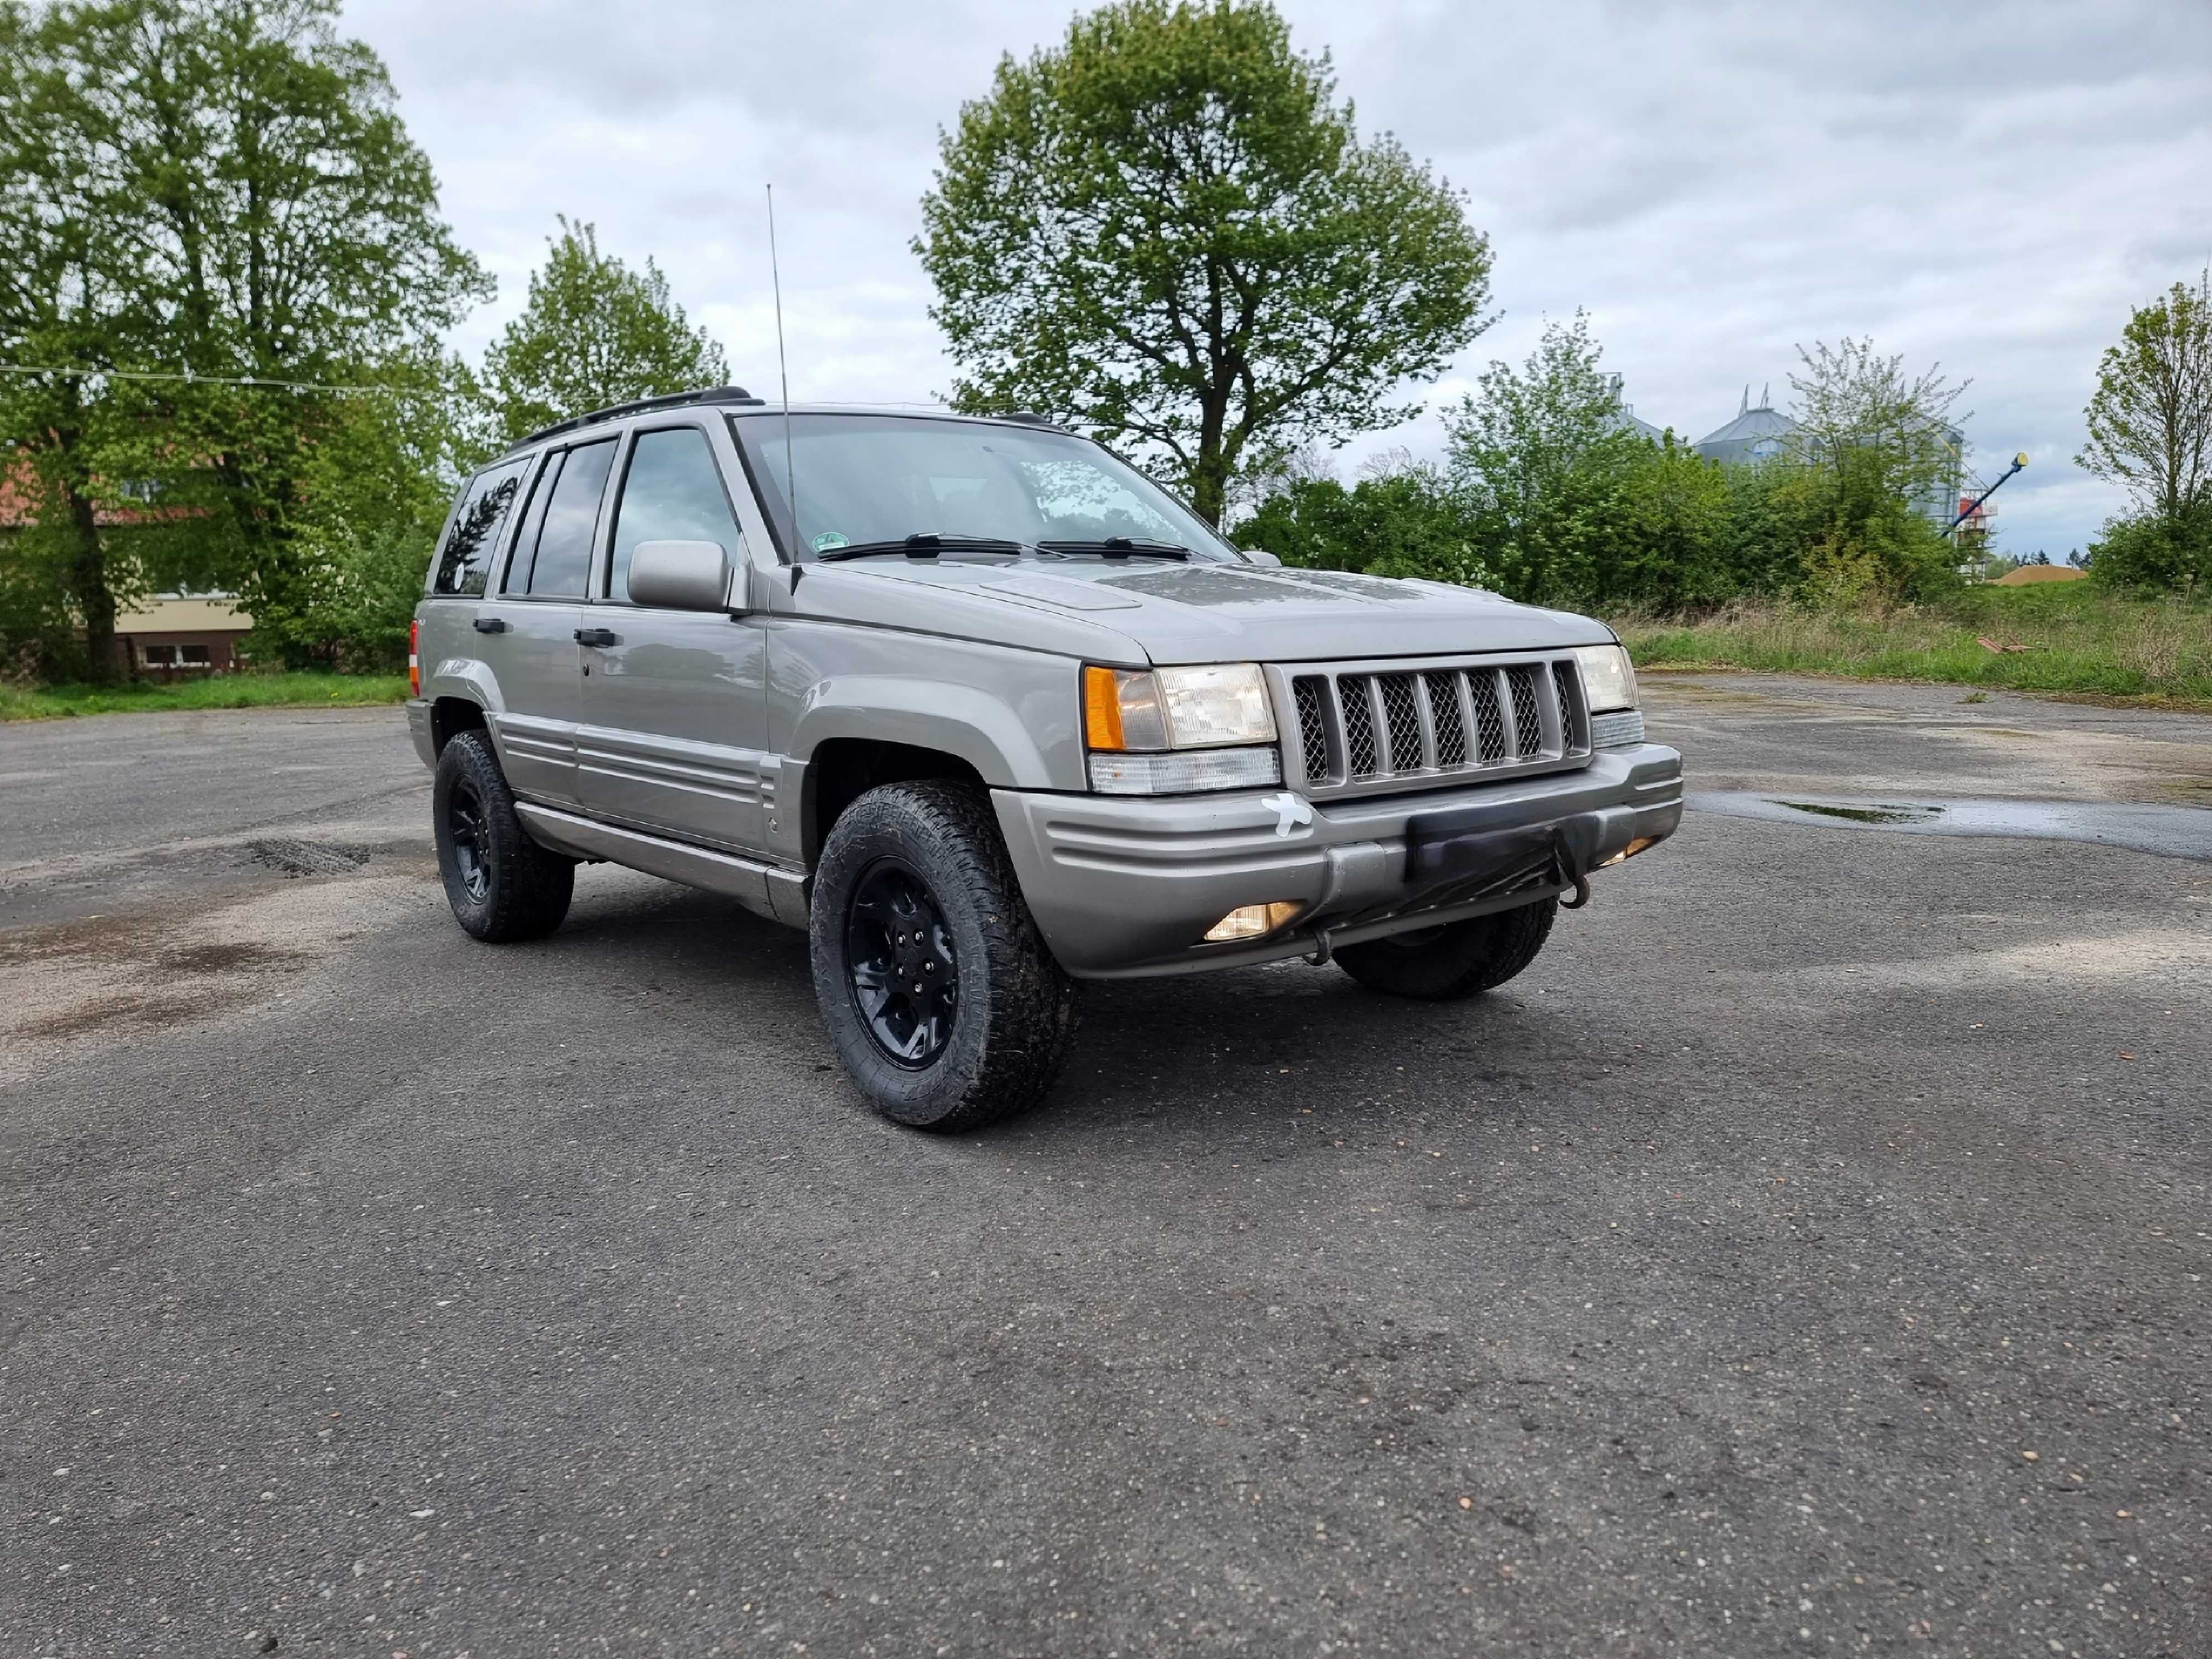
[787,675,1055,788]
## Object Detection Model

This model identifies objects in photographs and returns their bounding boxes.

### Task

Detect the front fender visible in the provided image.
[786,674,1071,789]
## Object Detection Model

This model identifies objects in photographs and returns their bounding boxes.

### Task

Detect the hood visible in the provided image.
[779,556,1611,665]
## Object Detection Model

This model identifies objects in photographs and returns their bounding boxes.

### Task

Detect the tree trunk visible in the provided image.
[66,484,121,683]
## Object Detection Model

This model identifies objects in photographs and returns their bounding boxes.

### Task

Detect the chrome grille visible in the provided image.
[1284,654,1592,795]
[1292,676,1330,779]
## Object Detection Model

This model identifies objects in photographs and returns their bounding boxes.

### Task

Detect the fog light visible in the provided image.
[1595,835,1661,869]
[1203,901,1304,942]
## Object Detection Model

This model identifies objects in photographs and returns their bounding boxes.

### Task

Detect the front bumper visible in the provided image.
[993,743,1683,978]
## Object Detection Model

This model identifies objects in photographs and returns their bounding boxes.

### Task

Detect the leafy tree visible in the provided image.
[484,218,731,444]
[0,0,489,674]
[1781,337,1965,602]
[1441,313,1646,605]
[1239,464,1492,586]
[1611,434,1736,609]
[2078,267,2212,530]
[2077,268,2212,594]
[917,0,1491,525]
[259,351,485,667]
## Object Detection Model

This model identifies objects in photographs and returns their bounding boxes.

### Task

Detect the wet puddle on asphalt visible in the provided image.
[1687,792,2212,862]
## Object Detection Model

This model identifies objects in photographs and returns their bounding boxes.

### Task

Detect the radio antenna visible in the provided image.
[766,182,799,551]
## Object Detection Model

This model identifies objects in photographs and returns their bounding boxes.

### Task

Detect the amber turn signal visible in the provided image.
[1083,664,1124,750]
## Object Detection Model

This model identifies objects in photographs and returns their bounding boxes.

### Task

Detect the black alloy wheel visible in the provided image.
[445,776,492,905]
[844,858,959,1068]
[431,728,575,942]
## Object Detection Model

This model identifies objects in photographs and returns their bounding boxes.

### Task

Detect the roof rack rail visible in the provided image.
[506,385,765,452]
[999,410,1070,431]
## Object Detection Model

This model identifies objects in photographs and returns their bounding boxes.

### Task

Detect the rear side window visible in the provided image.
[515,439,617,598]
[431,458,529,595]
[608,426,742,603]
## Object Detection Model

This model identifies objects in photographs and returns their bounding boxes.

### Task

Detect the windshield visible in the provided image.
[729,412,1239,562]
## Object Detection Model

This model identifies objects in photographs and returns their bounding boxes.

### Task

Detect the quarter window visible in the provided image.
[609,427,742,603]
[432,458,529,596]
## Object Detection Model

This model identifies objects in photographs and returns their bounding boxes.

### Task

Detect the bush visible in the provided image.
[2088,506,2212,595]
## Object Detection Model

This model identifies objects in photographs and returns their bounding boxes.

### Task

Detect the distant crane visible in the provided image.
[1948,452,2028,536]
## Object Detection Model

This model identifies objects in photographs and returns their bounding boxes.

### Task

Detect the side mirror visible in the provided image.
[629,540,732,611]
[1241,547,1283,568]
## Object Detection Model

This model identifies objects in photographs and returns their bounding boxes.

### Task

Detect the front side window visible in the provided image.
[518,439,617,599]
[431,458,529,595]
[731,413,1238,562]
[608,426,743,603]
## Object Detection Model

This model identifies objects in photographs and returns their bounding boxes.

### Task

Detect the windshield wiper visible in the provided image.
[1035,536,1190,561]
[815,533,1029,562]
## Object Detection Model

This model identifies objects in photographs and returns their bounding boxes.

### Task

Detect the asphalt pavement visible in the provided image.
[3,677,2208,1658]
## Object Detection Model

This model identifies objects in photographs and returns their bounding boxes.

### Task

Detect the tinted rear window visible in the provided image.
[431,458,530,595]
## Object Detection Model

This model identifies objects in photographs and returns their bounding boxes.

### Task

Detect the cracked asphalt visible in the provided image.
[3,676,2208,1657]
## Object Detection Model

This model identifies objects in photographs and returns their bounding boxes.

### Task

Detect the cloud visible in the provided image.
[345,0,2212,553]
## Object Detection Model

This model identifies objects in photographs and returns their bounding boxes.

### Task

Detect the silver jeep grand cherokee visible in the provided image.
[409,387,1682,1129]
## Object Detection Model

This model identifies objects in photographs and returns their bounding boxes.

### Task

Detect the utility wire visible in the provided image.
[0,362,390,395]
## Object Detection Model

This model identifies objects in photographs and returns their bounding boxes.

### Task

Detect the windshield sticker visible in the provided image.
[812,531,850,552]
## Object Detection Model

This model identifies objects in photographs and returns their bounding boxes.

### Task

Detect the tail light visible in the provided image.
[408,618,420,697]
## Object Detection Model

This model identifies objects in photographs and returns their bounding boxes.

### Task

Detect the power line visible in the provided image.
[0,362,392,395]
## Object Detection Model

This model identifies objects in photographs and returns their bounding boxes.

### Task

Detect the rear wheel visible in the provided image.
[810,780,1079,1129]
[433,729,575,942]
[1334,896,1556,1001]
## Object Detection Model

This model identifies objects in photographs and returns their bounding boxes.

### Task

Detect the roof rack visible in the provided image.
[999,410,1070,431]
[506,385,764,452]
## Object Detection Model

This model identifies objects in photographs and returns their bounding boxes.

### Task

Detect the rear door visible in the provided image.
[472,438,618,807]
[573,420,770,852]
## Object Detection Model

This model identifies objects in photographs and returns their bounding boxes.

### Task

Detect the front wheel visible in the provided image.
[810,780,1080,1130]
[1334,896,1557,1001]
[432,730,575,942]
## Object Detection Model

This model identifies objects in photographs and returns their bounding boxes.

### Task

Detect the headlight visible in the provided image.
[1083,664,1276,750]
[1083,662,1281,795]
[1571,643,1639,712]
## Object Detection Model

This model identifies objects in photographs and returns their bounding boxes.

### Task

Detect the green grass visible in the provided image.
[0,670,410,722]
[1613,583,2212,708]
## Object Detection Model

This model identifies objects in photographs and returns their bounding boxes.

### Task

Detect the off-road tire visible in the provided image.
[1334,896,1557,1001]
[432,729,575,942]
[810,780,1081,1130]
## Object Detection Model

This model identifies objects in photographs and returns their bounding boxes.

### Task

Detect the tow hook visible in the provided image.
[1305,927,1334,967]
[1561,873,1593,910]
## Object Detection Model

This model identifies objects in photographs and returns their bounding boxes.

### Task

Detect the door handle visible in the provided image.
[472,617,508,634]
[573,627,618,647]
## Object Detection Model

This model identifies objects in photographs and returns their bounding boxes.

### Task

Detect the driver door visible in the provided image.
[573,421,771,854]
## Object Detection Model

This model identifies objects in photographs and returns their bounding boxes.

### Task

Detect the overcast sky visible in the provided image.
[344,0,2212,555]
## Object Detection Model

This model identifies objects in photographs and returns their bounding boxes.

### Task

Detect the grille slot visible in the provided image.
[1340,681,1379,778]
[1424,672,1467,767]
[1468,672,1508,763]
[1291,676,1331,782]
[1376,674,1422,771]
[1551,660,1583,750]
[1284,655,1590,798]
[1505,665,1543,757]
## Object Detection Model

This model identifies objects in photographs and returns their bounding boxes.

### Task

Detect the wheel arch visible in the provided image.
[804,738,989,864]
[430,695,490,755]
